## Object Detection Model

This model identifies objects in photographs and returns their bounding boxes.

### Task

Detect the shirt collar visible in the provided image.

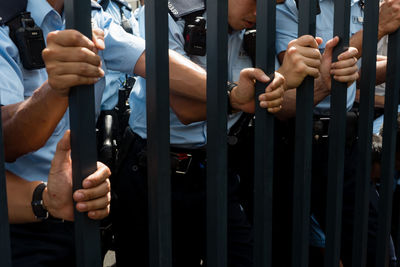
[319,0,360,6]
[27,0,56,28]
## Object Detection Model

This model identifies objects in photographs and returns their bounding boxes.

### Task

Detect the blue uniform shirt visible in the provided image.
[98,0,140,110]
[0,0,145,182]
[276,0,364,114]
[130,8,252,148]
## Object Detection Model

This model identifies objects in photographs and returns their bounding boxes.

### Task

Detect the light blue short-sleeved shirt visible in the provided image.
[276,0,364,114]
[1,0,145,182]
[99,0,140,110]
[129,8,252,148]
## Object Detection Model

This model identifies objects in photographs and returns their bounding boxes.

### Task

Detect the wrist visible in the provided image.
[228,83,241,114]
[31,182,49,221]
[377,25,385,41]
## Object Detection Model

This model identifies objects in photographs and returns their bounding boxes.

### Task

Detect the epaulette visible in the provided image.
[168,0,205,21]
[0,0,28,26]
[91,0,102,10]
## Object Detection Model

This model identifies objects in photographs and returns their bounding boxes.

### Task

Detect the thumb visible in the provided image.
[315,36,323,45]
[92,28,105,51]
[323,36,339,58]
[51,130,71,168]
[242,68,270,83]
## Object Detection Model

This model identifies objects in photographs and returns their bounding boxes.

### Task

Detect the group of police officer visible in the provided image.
[0,0,400,266]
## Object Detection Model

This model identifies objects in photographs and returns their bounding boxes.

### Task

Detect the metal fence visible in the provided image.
[1,0,400,266]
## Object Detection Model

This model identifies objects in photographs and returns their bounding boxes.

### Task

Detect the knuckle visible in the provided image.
[78,63,89,74]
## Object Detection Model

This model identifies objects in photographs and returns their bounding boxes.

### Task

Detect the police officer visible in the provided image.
[96,0,139,171]
[274,0,400,265]
[1,1,285,266]
[111,0,354,265]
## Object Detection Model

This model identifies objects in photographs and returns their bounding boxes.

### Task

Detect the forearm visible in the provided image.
[168,50,207,102]
[275,79,330,120]
[6,171,43,224]
[170,94,207,124]
[135,50,207,102]
[2,81,68,162]
[376,58,387,85]
[349,30,364,59]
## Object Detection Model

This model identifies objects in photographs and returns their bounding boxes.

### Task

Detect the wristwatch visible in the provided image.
[31,183,49,221]
[227,81,238,115]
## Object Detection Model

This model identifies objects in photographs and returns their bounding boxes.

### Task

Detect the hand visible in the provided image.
[43,130,111,221]
[258,71,286,113]
[378,0,400,39]
[318,36,359,90]
[277,35,322,89]
[230,68,285,114]
[42,29,105,97]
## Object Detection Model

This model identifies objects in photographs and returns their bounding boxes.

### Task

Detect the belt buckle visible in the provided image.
[172,152,193,175]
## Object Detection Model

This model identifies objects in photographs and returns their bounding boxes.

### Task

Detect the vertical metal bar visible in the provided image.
[145,0,172,266]
[253,0,275,266]
[0,107,12,267]
[376,29,400,267]
[324,0,351,266]
[292,0,317,265]
[206,0,228,266]
[64,1,102,267]
[351,0,379,265]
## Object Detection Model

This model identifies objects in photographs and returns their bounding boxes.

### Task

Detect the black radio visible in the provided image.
[183,16,206,56]
[7,12,45,70]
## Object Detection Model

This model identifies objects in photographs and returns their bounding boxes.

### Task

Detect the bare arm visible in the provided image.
[350,0,400,59]
[2,83,68,162]
[3,29,104,162]
[169,69,286,124]
[133,49,208,102]
[376,55,387,85]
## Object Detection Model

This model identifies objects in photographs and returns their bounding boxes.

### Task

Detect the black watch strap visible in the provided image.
[31,183,49,221]
[227,81,238,115]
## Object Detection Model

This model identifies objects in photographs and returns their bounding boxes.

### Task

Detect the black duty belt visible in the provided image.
[312,111,359,146]
[116,127,206,176]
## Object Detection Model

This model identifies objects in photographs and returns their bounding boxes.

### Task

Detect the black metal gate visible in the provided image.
[1,0,400,266]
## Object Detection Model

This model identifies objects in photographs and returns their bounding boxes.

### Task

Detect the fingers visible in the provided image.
[287,45,321,61]
[335,72,359,84]
[76,192,111,220]
[331,46,359,84]
[331,64,358,77]
[290,34,320,48]
[74,178,110,202]
[49,62,104,78]
[258,72,285,112]
[47,30,95,51]
[336,47,359,61]
[73,162,111,220]
[42,46,102,66]
[82,162,111,189]
[43,30,104,96]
